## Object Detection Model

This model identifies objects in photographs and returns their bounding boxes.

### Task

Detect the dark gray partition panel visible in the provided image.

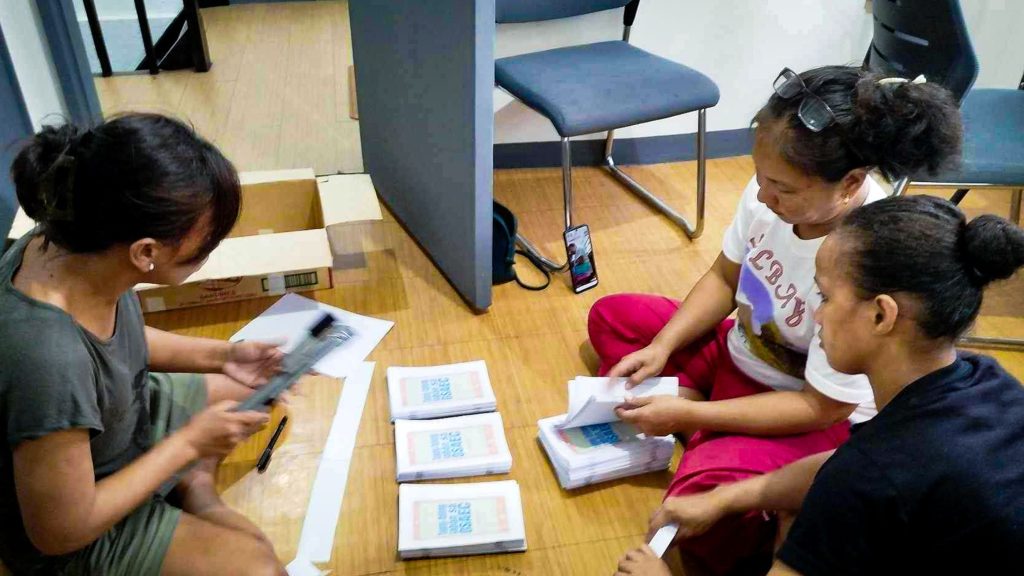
[0,26,35,242]
[349,0,494,311]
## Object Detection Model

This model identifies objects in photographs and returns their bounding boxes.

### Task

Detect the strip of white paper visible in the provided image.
[286,362,374,575]
[648,523,679,557]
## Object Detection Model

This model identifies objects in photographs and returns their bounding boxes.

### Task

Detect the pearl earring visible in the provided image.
[149,263,155,272]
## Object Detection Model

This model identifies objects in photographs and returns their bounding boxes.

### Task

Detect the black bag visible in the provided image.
[493,201,550,290]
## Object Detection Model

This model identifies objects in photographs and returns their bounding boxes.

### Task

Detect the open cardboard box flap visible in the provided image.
[8,170,383,311]
[136,228,331,289]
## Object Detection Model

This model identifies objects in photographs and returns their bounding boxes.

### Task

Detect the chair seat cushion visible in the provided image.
[495,41,720,137]
[921,89,1024,186]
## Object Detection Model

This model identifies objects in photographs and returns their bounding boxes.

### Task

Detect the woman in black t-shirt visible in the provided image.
[617,195,1024,576]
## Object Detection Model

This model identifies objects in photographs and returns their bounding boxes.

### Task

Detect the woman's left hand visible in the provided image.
[615,395,689,437]
[223,341,284,388]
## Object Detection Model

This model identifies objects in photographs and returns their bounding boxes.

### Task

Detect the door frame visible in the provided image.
[34,0,103,125]
[0,23,35,241]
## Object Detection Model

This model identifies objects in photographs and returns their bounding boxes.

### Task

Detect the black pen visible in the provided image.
[257,416,288,474]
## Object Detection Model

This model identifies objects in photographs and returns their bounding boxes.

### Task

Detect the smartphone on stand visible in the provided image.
[564,224,599,294]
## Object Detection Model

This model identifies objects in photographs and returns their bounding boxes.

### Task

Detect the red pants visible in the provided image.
[588,294,849,575]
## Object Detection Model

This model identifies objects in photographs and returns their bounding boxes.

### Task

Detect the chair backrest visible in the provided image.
[865,0,978,102]
[496,0,632,23]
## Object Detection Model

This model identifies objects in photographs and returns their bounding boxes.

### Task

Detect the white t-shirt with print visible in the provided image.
[722,176,884,423]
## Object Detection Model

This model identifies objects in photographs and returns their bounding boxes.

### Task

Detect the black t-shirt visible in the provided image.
[778,354,1024,575]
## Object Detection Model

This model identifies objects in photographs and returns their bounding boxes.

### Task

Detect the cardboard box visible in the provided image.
[7,168,382,313]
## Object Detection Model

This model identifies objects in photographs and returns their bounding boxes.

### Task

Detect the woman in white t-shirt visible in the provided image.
[589,65,962,575]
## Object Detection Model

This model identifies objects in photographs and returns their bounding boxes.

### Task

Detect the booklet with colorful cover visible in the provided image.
[395,412,512,482]
[398,481,527,559]
[388,361,497,421]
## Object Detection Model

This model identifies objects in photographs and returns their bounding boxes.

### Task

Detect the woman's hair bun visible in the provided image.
[11,123,87,223]
[963,214,1024,284]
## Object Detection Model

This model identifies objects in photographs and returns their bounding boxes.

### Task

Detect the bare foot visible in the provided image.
[615,545,673,576]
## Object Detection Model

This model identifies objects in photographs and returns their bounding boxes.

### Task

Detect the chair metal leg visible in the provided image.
[949,188,970,205]
[603,108,707,239]
[514,137,572,272]
[1011,189,1022,225]
[960,335,1024,351]
[891,176,910,197]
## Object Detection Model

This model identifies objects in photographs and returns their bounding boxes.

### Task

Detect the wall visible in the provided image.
[351,0,495,310]
[1,25,36,241]
[0,1,68,130]
[71,0,177,73]
[72,0,181,20]
[495,0,1023,145]
[961,0,1024,88]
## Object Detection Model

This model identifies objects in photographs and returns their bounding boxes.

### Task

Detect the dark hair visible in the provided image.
[837,195,1024,340]
[11,113,240,262]
[754,65,963,183]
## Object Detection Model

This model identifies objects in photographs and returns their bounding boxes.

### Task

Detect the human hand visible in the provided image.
[606,344,670,388]
[179,401,270,459]
[615,395,688,437]
[223,340,285,388]
[648,490,731,542]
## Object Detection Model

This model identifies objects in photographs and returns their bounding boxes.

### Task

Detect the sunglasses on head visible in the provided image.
[773,68,838,133]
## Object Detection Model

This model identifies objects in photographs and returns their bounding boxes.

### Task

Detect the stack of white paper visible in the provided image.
[537,376,679,489]
[560,376,680,429]
[538,415,674,489]
[387,361,496,421]
[398,481,527,559]
[395,413,512,482]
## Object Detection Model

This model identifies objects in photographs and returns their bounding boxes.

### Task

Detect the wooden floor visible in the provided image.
[85,4,1024,573]
[142,154,1024,575]
[94,1,362,175]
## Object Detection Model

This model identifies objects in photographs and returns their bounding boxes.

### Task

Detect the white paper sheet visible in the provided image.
[286,362,374,575]
[648,523,679,557]
[285,558,329,576]
[231,293,393,379]
[559,377,679,429]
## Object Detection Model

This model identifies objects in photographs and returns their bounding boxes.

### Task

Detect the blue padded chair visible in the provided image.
[495,0,720,271]
[866,0,1024,349]
[928,80,1024,225]
[912,74,1024,350]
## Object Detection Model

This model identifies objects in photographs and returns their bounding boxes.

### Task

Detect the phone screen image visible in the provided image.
[565,225,598,293]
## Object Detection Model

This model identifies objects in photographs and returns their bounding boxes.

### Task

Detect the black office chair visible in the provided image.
[865,0,978,103]
[863,0,979,197]
[495,0,720,271]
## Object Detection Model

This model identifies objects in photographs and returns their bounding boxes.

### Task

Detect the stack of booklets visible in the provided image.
[395,412,512,482]
[538,376,678,489]
[398,481,527,559]
[388,361,497,421]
